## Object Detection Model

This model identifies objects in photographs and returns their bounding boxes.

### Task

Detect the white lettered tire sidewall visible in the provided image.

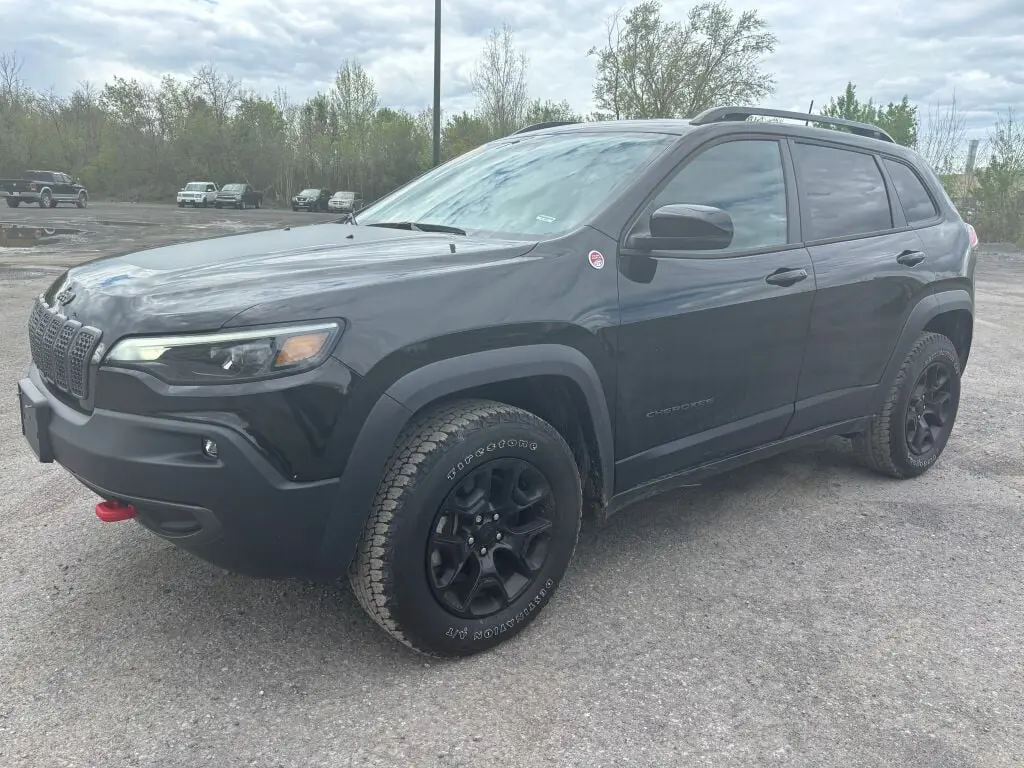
[371,403,581,656]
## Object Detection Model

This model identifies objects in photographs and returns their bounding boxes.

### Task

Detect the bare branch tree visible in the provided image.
[0,51,27,107]
[918,92,967,174]
[472,24,529,137]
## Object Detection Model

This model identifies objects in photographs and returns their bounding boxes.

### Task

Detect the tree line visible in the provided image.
[0,0,1020,242]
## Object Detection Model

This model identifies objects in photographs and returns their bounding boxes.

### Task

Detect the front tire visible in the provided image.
[853,332,962,478]
[38,190,52,209]
[76,191,88,209]
[349,399,582,657]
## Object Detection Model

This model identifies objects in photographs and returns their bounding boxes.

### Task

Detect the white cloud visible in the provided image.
[2,0,1022,140]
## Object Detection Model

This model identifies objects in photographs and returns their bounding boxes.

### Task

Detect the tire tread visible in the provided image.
[852,331,959,478]
[348,398,579,656]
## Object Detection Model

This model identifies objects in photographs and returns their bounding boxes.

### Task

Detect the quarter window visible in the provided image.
[793,143,892,241]
[884,159,939,223]
[649,139,788,252]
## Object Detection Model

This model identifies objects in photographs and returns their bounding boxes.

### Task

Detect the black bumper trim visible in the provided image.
[23,367,344,579]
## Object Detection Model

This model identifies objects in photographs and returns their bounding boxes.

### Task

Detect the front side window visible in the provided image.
[883,159,939,224]
[793,143,892,241]
[644,139,788,252]
[358,132,675,238]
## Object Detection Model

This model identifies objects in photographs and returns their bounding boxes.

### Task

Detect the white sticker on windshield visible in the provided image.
[535,214,556,223]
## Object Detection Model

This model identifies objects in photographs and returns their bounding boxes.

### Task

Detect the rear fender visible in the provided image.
[871,290,973,413]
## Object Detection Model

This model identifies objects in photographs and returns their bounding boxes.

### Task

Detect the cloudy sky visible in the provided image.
[4,0,1022,141]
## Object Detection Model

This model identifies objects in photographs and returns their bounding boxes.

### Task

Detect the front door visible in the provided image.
[614,137,816,492]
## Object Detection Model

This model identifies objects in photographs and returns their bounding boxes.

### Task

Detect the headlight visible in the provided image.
[104,321,342,384]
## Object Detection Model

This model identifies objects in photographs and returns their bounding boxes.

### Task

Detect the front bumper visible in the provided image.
[18,368,343,579]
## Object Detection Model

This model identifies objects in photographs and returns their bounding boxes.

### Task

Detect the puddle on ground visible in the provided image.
[0,224,84,247]
[95,220,158,227]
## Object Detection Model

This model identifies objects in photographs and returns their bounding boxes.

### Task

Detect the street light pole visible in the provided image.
[432,0,441,167]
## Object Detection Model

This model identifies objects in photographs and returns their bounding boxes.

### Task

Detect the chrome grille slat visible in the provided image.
[26,300,101,401]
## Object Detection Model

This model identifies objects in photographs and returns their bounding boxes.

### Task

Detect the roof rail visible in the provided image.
[511,121,579,135]
[690,106,895,143]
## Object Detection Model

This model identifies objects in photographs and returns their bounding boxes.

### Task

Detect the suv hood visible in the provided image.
[43,223,537,337]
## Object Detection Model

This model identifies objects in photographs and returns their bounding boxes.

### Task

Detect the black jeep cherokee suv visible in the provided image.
[18,107,977,657]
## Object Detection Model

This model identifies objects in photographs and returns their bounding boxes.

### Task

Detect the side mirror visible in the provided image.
[631,204,733,252]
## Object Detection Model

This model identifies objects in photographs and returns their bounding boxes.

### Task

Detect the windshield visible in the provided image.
[357,132,674,238]
[222,184,243,192]
[185,182,206,191]
[333,192,354,200]
[299,188,319,196]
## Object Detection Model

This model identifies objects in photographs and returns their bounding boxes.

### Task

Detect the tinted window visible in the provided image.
[650,139,787,252]
[793,143,892,240]
[359,132,675,238]
[884,159,938,223]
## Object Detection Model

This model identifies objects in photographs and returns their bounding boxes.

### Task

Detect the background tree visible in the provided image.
[589,0,777,119]
[524,99,582,125]
[471,24,530,138]
[918,93,967,175]
[821,82,918,147]
[973,110,1024,243]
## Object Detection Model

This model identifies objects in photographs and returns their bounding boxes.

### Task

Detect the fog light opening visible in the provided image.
[202,438,218,459]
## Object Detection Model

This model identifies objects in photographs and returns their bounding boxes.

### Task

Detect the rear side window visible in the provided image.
[883,159,939,223]
[793,143,892,241]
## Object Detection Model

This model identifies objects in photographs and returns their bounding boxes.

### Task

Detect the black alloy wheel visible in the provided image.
[427,458,555,620]
[905,360,955,457]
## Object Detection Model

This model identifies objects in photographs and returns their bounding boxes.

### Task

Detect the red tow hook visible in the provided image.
[95,500,137,522]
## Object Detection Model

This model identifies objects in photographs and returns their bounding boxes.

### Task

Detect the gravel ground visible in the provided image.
[1,203,1022,767]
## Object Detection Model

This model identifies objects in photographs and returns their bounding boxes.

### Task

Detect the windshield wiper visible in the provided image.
[366,221,467,236]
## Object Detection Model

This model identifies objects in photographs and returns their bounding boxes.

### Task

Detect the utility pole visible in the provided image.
[432,0,441,167]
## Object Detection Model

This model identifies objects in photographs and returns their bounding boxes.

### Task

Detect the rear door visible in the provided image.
[786,140,936,433]
[614,136,816,491]
[55,173,74,202]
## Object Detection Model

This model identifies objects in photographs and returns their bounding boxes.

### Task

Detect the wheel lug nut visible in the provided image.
[496,533,503,541]
[474,515,483,524]
[467,537,475,545]
[480,547,488,555]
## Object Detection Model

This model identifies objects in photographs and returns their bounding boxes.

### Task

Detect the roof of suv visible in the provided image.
[509,106,921,161]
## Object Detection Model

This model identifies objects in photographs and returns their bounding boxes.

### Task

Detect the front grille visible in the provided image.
[28,300,102,400]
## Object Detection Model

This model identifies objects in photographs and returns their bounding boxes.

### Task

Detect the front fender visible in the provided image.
[314,344,615,578]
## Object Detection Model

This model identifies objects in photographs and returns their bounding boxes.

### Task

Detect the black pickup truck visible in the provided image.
[215,183,264,210]
[0,170,89,208]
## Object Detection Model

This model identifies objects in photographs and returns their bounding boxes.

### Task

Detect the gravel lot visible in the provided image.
[1,203,1022,767]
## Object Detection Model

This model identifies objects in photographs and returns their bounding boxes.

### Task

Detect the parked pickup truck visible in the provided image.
[177,182,218,208]
[215,183,264,210]
[1,170,89,209]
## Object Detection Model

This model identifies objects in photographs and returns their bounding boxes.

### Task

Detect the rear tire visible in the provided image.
[5,198,20,208]
[38,190,52,209]
[349,399,582,657]
[852,332,961,478]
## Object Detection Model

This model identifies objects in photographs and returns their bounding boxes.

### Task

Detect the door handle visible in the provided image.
[765,268,808,287]
[896,250,926,267]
